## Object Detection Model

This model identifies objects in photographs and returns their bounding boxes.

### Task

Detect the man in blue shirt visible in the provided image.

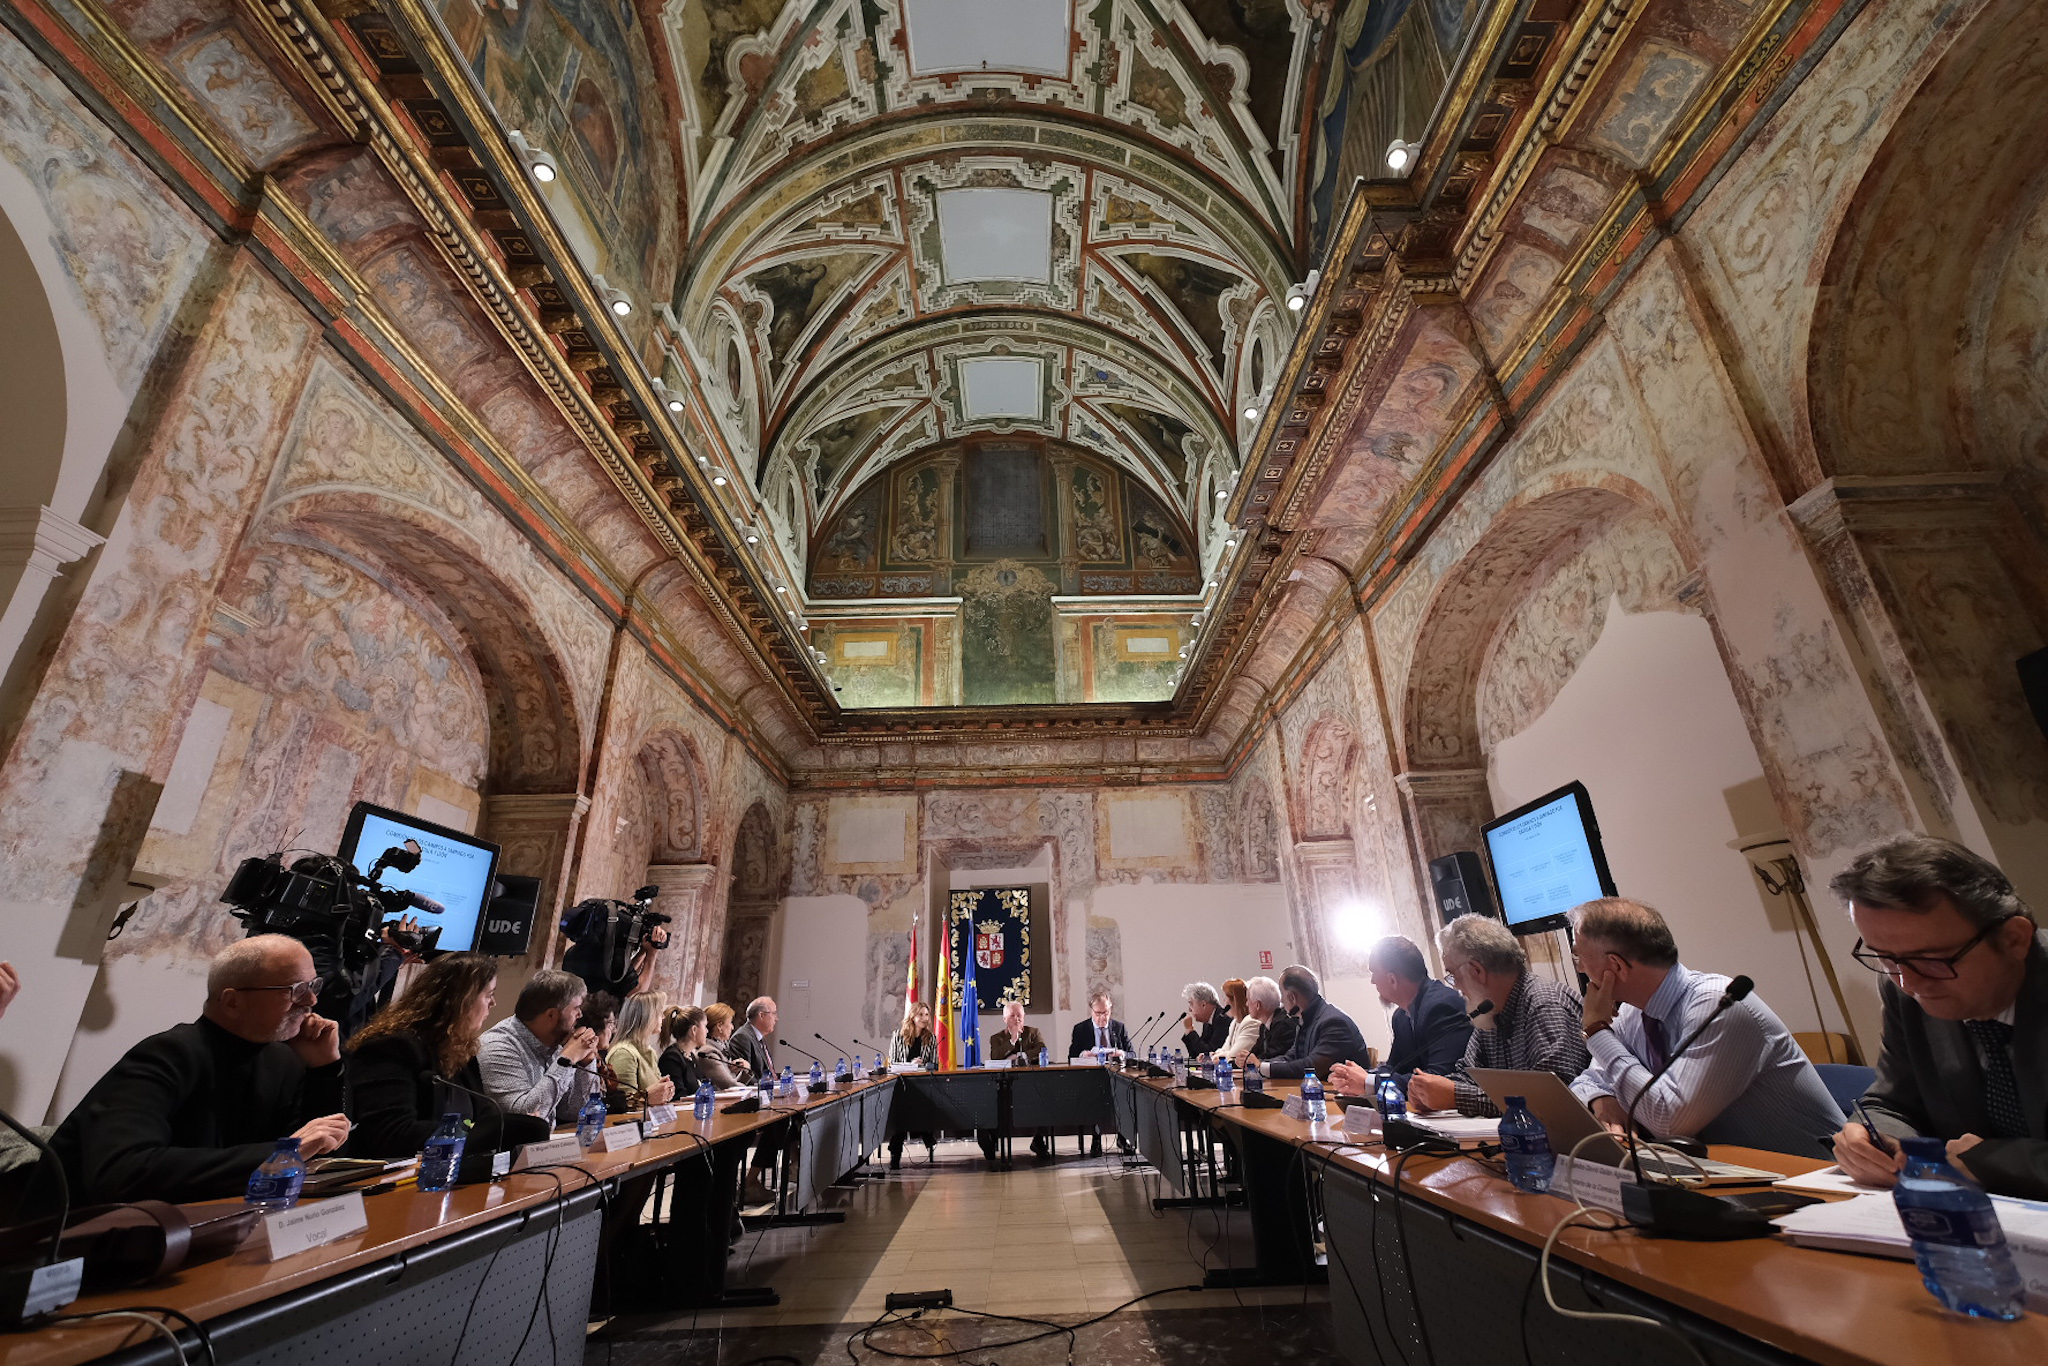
[1567,898,1841,1157]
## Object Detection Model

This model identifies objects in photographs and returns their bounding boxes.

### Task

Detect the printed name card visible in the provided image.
[512,1134,584,1171]
[1555,1156,1632,1214]
[1281,1094,1309,1121]
[492,1150,512,1178]
[643,1104,679,1133]
[598,1121,643,1152]
[1342,1104,1383,1139]
[263,1192,368,1261]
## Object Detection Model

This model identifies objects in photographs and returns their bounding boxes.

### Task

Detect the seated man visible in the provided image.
[1178,982,1231,1058]
[983,1001,1051,1159]
[1263,964,1368,1080]
[43,935,350,1205]
[1331,935,1472,1098]
[1068,993,1133,1156]
[1566,899,1841,1157]
[1408,915,1589,1118]
[477,969,600,1124]
[1828,836,2047,1199]
[1239,975,1297,1062]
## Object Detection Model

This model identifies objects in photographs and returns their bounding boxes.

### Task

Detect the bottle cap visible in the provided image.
[1505,1095,1525,1107]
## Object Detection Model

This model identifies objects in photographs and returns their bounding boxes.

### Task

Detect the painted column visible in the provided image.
[643,861,720,1003]
[482,792,591,965]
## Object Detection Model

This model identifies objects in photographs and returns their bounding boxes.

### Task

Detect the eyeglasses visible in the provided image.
[236,978,324,1005]
[1851,916,2017,981]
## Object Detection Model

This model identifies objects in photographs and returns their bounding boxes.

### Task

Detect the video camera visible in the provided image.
[560,884,669,995]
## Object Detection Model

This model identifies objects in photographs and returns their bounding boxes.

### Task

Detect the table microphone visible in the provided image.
[1612,975,1770,1240]
[431,1072,542,1179]
[779,1038,822,1064]
[1467,1000,1494,1020]
[815,1032,860,1065]
[851,1037,891,1074]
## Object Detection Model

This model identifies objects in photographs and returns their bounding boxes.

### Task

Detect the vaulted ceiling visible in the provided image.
[659,0,1321,528]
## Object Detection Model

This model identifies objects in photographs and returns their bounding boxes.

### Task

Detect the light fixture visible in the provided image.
[1284,269,1322,313]
[1190,615,1203,627]
[711,474,727,487]
[1216,486,1230,498]
[1224,537,1238,549]
[1243,403,1260,421]
[653,379,686,413]
[507,131,558,184]
[1385,139,1421,174]
[1206,579,1217,589]
[774,584,787,594]
[593,274,633,317]
[744,527,761,545]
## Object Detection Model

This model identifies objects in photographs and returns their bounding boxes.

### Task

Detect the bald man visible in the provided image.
[43,935,350,1206]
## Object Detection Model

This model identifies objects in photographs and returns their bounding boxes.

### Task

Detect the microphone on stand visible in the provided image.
[815,1032,859,1065]
[779,1038,822,1065]
[851,1037,891,1074]
[1467,1000,1495,1021]
[1612,975,1771,1239]
[432,1073,546,1179]
[1135,1010,1171,1049]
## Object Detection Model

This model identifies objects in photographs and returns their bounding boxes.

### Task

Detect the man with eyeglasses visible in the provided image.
[40,935,351,1206]
[1830,835,2047,1199]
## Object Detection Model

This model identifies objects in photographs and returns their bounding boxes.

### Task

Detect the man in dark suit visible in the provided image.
[1068,993,1133,1156]
[43,936,350,1206]
[1828,837,2047,1200]
[729,997,776,1079]
[1264,964,1370,1080]
[1333,937,1473,1099]
[1067,993,1133,1059]
[984,1001,1053,1159]
[1177,982,1232,1057]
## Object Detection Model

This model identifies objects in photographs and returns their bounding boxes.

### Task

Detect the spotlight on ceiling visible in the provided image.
[1284,269,1323,313]
[508,131,558,184]
[774,584,787,594]
[711,474,727,487]
[593,274,633,317]
[1224,537,1239,549]
[1216,485,1230,498]
[1385,139,1422,174]
[653,379,686,413]
[743,527,762,545]
[1243,403,1260,421]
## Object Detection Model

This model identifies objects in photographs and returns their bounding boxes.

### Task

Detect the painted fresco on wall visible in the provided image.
[1310,0,1482,256]
[813,622,925,708]
[960,560,1057,706]
[1088,619,1184,703]
[436,0,677,311]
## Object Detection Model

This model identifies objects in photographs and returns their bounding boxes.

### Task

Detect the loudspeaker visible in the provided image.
[1429,851,1499,926]
[478,874,541,956]
[2020,647,2048,740]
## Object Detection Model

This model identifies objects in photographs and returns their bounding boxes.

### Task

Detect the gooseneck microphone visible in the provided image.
[1620,974,1752,1180]
[815,1032,859,1062]
[1467,1000,1495,1021]
[779,1039,822,1065]
[1133,1010,1169,1049]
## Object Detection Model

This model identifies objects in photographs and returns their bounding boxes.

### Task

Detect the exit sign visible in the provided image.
[1259,950,1273,969]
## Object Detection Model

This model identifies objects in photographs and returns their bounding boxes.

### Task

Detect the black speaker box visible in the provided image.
[478,874,541,956]
[1429,850,1499,926]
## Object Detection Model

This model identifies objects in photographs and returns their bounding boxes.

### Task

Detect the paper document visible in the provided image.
[1408,1114,1501,1144]
[1770,1164,1889,1198]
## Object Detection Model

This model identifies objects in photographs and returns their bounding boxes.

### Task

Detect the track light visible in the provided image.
[593,274,633,317]
[653,379,686,413]
[1284,269,1322,313]
[712,474,727,487]
[508,131,558,184]
[774,584,787,594]
[1385,139,1421,173]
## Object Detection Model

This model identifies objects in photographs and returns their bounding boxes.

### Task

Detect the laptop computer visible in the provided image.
[1467,1068,1780,1185]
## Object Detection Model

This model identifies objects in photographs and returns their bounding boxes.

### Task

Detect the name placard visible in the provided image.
[1554,1156,1632,1214]
[643,1103,679,1133]
[598,1121,643,1152]
[1281,1094,1309,1121]
[1342,1104,1383,1139]
[512,1134,585,1171]
[262,1192,368,1261]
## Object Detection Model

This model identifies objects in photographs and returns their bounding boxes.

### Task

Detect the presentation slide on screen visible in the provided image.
[347,812,494,952]
[1485,793,1604,926]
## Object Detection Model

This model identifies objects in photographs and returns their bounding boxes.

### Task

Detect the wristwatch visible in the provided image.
[1583,1020,1612,1040]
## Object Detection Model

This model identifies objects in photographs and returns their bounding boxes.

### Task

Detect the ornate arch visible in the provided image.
[1295,715,1360,841]
[633,727,705,863]
[717,799,783,1007]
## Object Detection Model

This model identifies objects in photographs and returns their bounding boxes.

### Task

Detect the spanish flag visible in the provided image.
[933,921,954,1072]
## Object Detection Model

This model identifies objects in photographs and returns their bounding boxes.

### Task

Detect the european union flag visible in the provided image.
[956,903,981,1068]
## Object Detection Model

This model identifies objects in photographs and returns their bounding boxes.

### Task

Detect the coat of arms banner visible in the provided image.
[947,887,1030,1011]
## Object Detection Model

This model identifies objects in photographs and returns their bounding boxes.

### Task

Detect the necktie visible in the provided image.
[1641,1014,1670,1074]
[1096,1025,1106,1051]
[1965,1019,2028,1139]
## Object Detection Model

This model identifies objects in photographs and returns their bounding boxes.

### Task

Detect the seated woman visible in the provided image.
[662,1006,746,1094]
[1220,978,1261,1061]
[887,1002,939,1169]
[703,1002,753,1082]
[345,954,548,1159]
[604,990,677,1112]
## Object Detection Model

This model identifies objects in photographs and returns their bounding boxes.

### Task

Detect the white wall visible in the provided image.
[767,892,872,1068]
[1087,880,1297,1053]
[1489,603,1839,1036]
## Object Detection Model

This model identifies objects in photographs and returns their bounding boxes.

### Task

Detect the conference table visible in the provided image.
[11,1065,2047,1366]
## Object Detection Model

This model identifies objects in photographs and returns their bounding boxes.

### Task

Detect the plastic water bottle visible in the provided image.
[809,1060,825,1089]
[778,1065,795,1097]
[835,1056,849,1085]
[875,1052,886,1073]
[576,1087,608,1150]
[1893,1137,2025,1319]
[1378,1073,1407,1122]
[694,1080,715,1122]
[758,1069,774,1106]
[1301,1070,1327,1124]
[1216,1055,1234,1093]
[245,1137,307,1212]
[1038,1046,1050,1068]
[1244,1059,1263,1093]
[418,1113,467,1192]
[1499,1096,1555,1194]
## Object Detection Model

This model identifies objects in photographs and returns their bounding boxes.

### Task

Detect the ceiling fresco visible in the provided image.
[661,0,1330,548]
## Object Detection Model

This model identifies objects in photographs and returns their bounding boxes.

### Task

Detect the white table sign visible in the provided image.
[512,1134,585,1171]
[262,1192,368,1262]
[597,1122,643,1152]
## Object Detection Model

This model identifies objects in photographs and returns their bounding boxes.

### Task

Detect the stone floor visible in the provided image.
[588,1138,1337,1365]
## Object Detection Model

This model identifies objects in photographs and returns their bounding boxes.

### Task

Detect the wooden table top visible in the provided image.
[1116,1071,2047,1366]
[5,1077,895,1366]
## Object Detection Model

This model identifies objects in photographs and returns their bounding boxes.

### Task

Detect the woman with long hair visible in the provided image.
[346,954,548,1158]
[1220,978,1261,1060]
[704,1001,753,1082]
[605,990,677,1110]
[887,1001,939,1168]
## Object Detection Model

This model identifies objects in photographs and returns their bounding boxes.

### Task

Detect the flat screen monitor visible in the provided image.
[1480,782,1617,936]
[339,802,500,954]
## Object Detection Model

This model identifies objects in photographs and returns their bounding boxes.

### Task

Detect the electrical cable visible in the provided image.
[118,1307,218,1366]
[54,1311,186,1366]
[842,1285,1202,1362]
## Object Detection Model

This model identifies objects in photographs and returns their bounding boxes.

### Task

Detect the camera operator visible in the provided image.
[560,885,670,998]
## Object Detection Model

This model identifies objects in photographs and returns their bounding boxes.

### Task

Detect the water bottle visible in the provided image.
[1216,1055,1234,1093]
[758,1069,774,1107]
[1893,1136,2026,1319]
[835,1057,849,1085]
[418,1113,467,1192]
[1378,1073,1407,1122]
[1244,1059,1263,1093]
[245,1137,307,1212]
[694,1080,715,1122]
[778,1065,795,1098]
[1301,1070,1327,1124]
[808,1060,824,1089]
[576,1087,608,1150]
[1038,1046,1050,1068]
[875,1052,886,1073]
[1499,1096,1555,1194]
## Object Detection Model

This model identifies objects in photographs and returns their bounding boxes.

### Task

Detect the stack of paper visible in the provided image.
[1408,1112,1501,1146]
[1773,1190,2048,1309]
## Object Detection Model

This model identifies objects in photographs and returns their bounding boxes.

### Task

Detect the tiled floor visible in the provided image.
[591,1138,1336,1364]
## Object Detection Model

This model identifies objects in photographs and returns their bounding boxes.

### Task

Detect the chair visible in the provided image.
[1815,1063,1877,1118]
[1795,1031,1863,1065]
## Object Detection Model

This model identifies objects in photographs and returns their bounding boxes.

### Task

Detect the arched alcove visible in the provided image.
[717,801,782,1007]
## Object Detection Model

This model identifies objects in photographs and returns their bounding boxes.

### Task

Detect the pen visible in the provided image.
[1851,1098,1897,1156]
